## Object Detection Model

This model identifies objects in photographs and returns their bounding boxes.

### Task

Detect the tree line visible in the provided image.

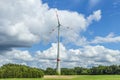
[0,63,120,78]
[0,63,44,78]
[44,65,120,75]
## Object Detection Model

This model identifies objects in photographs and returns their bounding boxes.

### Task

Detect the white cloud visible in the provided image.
[6,49,33,61]
[0,49,33,66]
[60,10,101,46]
[36,43,67,60]
[0,43,120,68]
[87,10,101,24]
[0,0,104,68]
[106,54,116,62]
[0,0,101,50]
[1,49,33,62]
[0,0,119,70]
[91,33,120,44]
[32,43,120,68]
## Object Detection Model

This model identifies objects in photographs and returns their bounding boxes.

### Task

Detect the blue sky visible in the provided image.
[36,0,120,58]
[28,0,120,51]
[0,0,120,68]
[46,1,119,37]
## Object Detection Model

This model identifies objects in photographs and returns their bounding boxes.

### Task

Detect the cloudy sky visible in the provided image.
[0,0,120,69]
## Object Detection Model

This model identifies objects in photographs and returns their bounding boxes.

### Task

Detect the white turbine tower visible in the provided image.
[56,11,61,75]
[49,10,72,75]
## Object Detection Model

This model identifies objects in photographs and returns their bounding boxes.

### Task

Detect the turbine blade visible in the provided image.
[61,25,73,30]
[49,27,58,34]
[39,57,56,60]
[62,60,80,62]
[55,11,60,26]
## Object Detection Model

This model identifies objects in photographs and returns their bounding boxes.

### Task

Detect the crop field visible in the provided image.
[0,75,120,80]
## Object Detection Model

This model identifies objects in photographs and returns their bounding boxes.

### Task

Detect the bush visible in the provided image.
[0,63,44,78]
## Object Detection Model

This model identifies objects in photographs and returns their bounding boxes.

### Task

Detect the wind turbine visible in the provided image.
[56,10,61,75]
[55,11,73,75]
[49,10,72,75]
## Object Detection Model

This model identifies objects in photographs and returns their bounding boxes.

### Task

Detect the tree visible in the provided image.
[0,63,44,78]
[45,68,56,75]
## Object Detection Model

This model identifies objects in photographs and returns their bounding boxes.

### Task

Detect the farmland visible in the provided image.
[0,75,120,80]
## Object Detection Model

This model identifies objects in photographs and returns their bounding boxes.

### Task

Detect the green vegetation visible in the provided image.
[0,75,120,80]
[44,68,56,75]
[44,65,120,75]
[0,63,120,79]
[44,75,120,80]
[0,64,44,78]
[73,75,120,80]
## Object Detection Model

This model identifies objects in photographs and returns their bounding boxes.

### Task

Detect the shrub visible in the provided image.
[0,63,44,78]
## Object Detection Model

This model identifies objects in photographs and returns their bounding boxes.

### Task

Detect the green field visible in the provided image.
[0,75,120,80]
[74,75,120,80]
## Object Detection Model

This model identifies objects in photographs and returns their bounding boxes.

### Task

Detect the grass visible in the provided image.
[0,75,120,80]
[74,75,120,80]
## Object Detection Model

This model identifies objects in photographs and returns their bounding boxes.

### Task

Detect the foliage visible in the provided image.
[44,65,120,75]
[0,63,44,78]
[0,63,120,78]
[61,68,76,75]
[90,65,120,75]
[0,75,119,80]
[44,68,56,75]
